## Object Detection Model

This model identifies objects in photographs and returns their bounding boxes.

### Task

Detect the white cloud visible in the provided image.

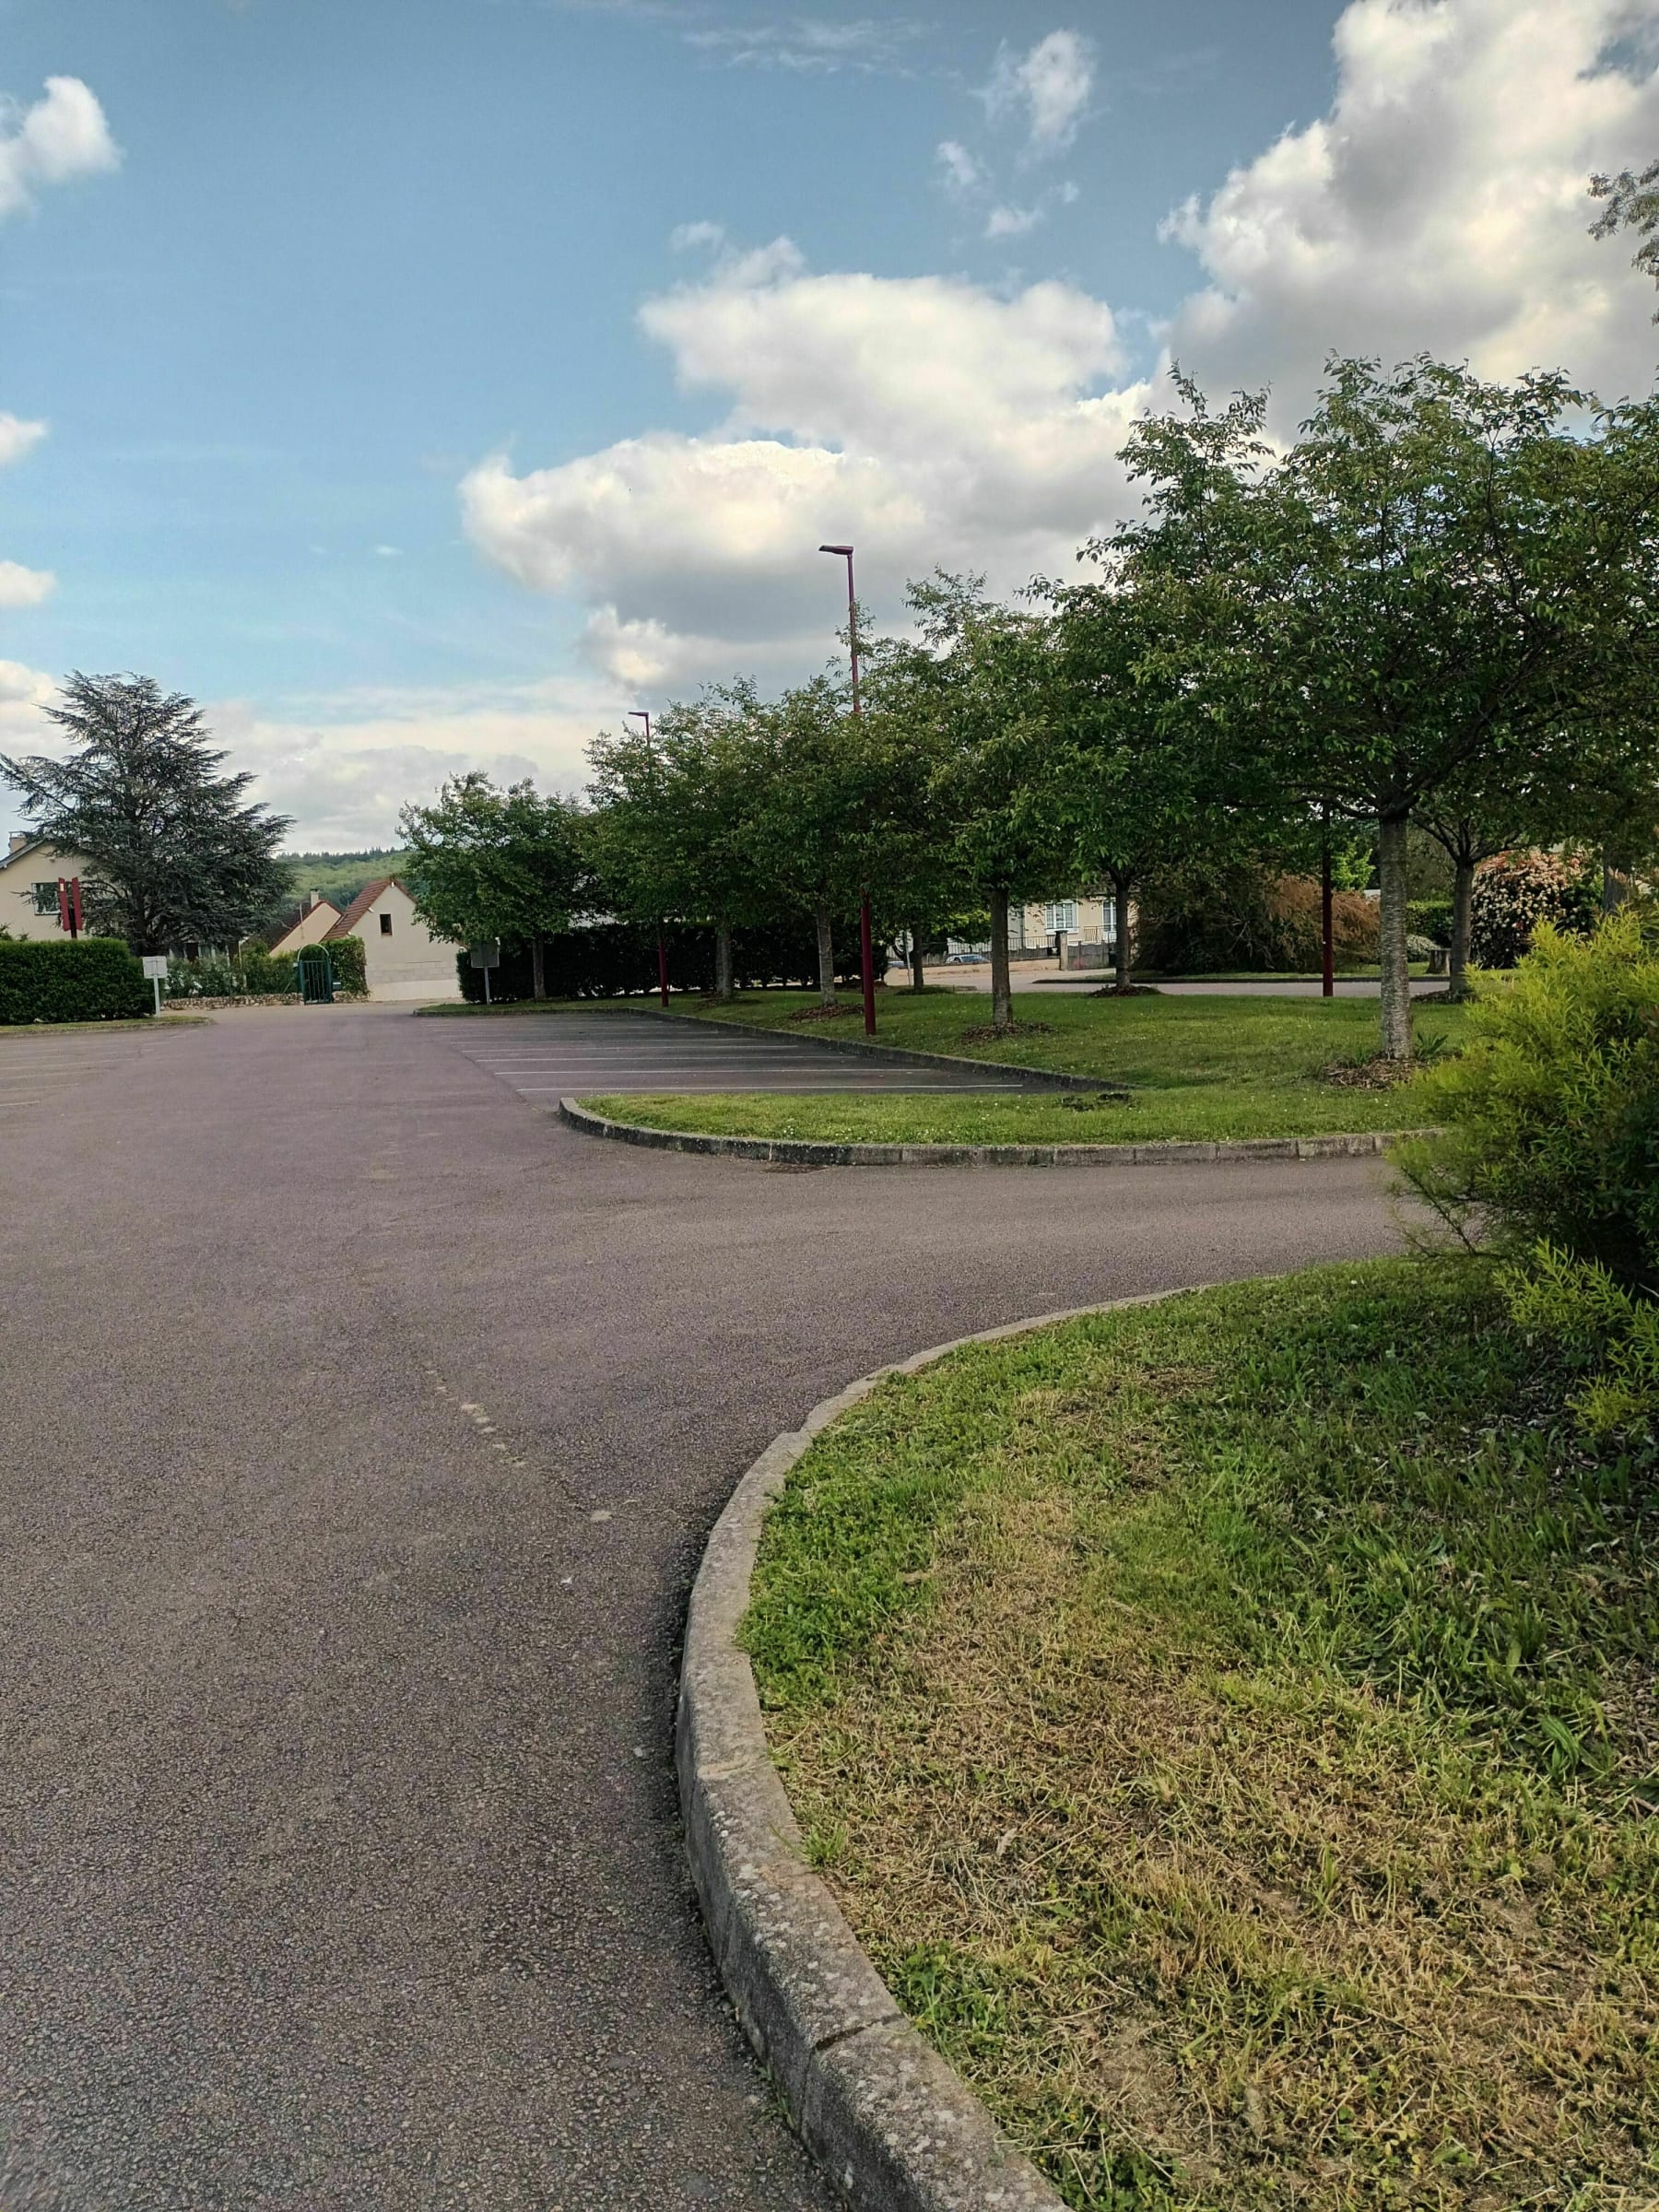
[985,29,1095,156]
[0,414,47,467]
[206,677,620,845]
[0,76,119,219]
[1163,0,1659,421]
[463,0,1659,692]
[935,140,982,195]
[670,218,727,253]
[0,560,54,607]
[462,248,1143,679]
[682,15,926,73]
[985,202,1044,240]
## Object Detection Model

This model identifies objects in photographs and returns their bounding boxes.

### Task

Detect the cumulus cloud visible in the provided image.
[463,250,1144,679]
[985,29,1095,156]
[206,677,620,845]
[0,414,47,467]
[0,76,119,219]
[462,0,1659,691]
[935,140,982,195]
[0,560,53,606]
[1163,0,1659,420]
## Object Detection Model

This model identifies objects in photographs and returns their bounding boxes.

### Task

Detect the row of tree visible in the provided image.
[404,354,1659,1057]
[6,357,1655,1059]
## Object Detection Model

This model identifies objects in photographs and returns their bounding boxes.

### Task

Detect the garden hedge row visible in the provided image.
[457,918,872,1003]
[0,938,151,1024]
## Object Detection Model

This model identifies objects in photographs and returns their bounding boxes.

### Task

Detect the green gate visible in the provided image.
[296,945,335,1005]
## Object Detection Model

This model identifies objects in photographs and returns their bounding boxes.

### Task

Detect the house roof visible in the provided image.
[1,835,51,873]
[324,877,404,939]
[266,894,343,953]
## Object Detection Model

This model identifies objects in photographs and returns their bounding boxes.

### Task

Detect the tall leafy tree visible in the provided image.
[1124,360,1659,1055]
[399,773,589,996]
[896,577,1072,1030]
[0,673,292,953]
[588,686,776,1002]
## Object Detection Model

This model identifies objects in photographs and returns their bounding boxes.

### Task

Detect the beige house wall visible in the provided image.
[268,900,340,955]
[332,883,460,1002]
[0,841,89,942]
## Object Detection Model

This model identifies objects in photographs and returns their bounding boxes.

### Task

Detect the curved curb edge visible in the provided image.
[677,1291,1193,2212]
[560,1096,1402,1169]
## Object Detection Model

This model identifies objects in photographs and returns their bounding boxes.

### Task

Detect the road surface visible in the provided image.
[1,1006,1406,2211]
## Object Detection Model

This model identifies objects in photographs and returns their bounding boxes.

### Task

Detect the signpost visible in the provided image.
[141,954,168,1017]
[57,877,83,940]
[468,939,500,1006]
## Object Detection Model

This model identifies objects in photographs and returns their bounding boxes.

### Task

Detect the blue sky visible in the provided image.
[4,0,1658,843]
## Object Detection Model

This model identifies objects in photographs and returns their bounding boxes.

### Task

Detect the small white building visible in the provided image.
[323,877,460,1002]
[265,890,343,955]
[0,834,91,941]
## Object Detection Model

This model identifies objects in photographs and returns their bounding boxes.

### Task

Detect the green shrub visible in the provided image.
[1406,894,1454,947]
[1135,861,1379,973]
[0,937,150,1023]
[1468,849,1598,969]
[162,936,367,1000]
[1394,912,1658,1288]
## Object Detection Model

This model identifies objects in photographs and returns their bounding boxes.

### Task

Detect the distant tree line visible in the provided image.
[401,356,1659,1059]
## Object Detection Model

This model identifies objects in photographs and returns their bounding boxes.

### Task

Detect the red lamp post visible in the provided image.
[818,542,877,1036]
[627,708,671,1009]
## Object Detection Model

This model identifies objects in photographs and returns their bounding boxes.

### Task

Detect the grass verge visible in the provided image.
[742,1261,1658,2210]
[579,1088,1424,1146]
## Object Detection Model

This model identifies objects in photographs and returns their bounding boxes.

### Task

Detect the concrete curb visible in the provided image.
[559,1096,1403,1169]
[678,1293,1188,2212]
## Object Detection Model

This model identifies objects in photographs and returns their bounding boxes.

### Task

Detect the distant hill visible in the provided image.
[281,849,412,914]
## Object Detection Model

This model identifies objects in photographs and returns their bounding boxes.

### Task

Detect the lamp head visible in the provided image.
[818,543,853,557]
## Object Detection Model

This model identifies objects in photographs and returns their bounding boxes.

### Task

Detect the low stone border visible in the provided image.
[559,1096,1402,1168]
[679,1294,1187,2212]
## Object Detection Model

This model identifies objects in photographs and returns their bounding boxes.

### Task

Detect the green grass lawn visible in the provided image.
[580,988,1472,1145]
[743,1261,1659,2211]
[580,1087,1425,1146]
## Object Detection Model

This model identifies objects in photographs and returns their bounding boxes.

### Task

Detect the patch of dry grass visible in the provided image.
[747,1270,1659,2209]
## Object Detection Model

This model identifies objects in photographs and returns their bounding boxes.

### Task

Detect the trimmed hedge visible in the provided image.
[162,935,369,1000]
[0,937,151,1024]
[457,918,871,1003]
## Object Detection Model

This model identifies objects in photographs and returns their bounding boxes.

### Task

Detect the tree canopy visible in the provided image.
[0,673,292,954]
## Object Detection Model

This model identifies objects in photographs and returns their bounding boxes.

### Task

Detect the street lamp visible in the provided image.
[627,707,671,1010]
[818,542,876,1035]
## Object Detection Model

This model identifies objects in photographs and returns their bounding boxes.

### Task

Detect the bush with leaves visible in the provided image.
[1468,849,1599,969]
[1394,912,1659,1449]
[1135,860,1379,973]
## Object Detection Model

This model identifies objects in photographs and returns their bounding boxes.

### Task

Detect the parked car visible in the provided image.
[944,950,989,964]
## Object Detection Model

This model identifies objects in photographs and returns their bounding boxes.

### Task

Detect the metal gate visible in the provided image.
[296,946,335,1005]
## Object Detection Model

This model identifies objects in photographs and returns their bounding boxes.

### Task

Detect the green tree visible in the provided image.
[1125,359,1659,1056]
[894,577,1072,1030]
[398,773,589,997]
[588,687,776,1003]
[0,673,292,954]
[1590,159,1659,312]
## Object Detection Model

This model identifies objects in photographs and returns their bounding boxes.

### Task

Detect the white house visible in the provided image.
[0,833,91,941]
[322,877,460,1002]
[265,890,342,955]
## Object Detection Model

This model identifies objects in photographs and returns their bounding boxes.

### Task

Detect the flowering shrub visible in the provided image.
[1468,850,1598,969]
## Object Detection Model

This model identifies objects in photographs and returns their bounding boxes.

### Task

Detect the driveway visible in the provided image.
[1,1005,1406,2211]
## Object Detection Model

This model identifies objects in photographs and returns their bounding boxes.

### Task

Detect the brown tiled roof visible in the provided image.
[324,877,402,939]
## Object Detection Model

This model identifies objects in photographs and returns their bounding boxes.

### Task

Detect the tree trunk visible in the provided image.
[989,888,1012,1030]
[910,924,925,992]
[815,904,836,1007]
[1112,872,1133,992]
[1603,861,1628,913]
[1448,853,1475,1000]
[714,922,735,1003]
[531,934,546,1000]
[1377,812,1412,1060]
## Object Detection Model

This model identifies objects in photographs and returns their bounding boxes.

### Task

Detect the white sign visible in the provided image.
[141,956,169,981]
